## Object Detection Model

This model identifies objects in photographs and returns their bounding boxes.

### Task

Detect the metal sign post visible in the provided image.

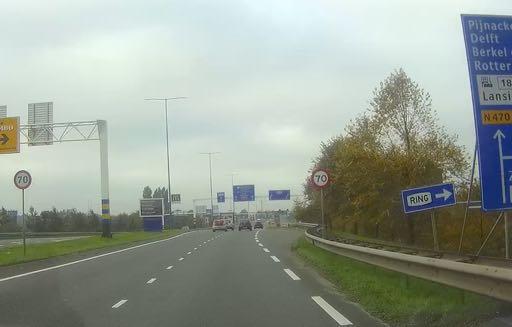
[431,210,439,251]
[311,169,330,239]
[14,170,32,256]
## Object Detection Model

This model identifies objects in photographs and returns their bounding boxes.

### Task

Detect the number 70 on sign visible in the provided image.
[311,169,330,189]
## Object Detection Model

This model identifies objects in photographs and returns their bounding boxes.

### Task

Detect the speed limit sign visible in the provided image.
[311,169,330,189]
[14,170,32,190]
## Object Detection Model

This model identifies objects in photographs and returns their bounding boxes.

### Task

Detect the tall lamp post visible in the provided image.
[227,173,238,223]
[145,97,186,229]
[200,152,220,224]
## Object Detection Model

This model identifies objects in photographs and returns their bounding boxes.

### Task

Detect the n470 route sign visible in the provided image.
[0,116,20,154]
[462,14,512,211]
[401,183,456,214]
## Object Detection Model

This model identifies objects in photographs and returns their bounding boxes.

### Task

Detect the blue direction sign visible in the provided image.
[217,192,225,203]
[401,183,456,214]
[462,15,512,211]
[233,185,255,202]
[269,190,290,201]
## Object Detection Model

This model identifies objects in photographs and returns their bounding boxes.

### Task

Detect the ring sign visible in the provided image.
[14,170,32,190]
[312,169,330,189]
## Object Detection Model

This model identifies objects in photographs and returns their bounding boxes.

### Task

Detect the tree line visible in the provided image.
[293,69,507,256]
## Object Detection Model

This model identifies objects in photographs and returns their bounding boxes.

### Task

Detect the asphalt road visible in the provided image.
[0,236,90,248]
[0,228,385,327]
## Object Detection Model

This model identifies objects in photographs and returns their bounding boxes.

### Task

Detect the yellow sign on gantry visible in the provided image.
[0,116,20,154]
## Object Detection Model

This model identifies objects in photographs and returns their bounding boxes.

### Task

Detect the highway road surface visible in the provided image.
[0,228,385,327]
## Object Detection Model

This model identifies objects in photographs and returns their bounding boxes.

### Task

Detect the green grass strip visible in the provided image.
[0,230,182,267]
[293,237,512,327]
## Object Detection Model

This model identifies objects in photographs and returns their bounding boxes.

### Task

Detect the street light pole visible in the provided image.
[227,173,237,223]
[145,97,186,229]
[200,152,220,224]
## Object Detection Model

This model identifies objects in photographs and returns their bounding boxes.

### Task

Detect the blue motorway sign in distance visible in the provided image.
[217,192,225,203]
[401,183,456,214]
[269,190,291,201]
[233,184,255,202]
[462,14,512,211]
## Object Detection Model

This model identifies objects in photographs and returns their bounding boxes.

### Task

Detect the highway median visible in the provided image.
[0,230,183,267]
[293,236,512,327]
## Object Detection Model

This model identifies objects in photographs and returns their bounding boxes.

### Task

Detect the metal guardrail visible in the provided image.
[304,228,512,302]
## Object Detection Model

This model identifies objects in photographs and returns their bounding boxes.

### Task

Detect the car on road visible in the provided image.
[254,221,263,229]
[225,219,234,231]
[238,220,252,231]
[212,219,227,232]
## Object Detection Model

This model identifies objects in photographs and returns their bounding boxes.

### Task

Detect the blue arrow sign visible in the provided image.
[462,14,512,211]
[401,183,456,214]
[269,190,290,201]
[217,192,225,203]
[233,185,255,202]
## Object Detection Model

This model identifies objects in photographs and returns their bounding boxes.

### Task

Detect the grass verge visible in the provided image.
[293,237,512,327]
[0,230,182,267]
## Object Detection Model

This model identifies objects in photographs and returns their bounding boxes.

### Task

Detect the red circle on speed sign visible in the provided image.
[14,170,32,190]
[311,168,330,189]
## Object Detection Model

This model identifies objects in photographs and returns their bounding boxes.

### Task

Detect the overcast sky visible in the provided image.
[0,0,509,214]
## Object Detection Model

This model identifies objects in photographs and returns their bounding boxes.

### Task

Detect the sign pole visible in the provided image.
[22,188,26,256]
[320,188,325,239]
[505,211,510,259]
[431,209,439,251]
[458,142,477,254]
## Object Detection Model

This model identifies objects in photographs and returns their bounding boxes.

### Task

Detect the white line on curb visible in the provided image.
[112,299,128,308]
[284,268,301,280]
[311,296,352,326]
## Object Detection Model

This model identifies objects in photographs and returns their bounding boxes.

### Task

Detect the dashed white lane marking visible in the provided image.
[263,248,270,253]
[312,296,352,326]
[112,299,128,308]
[199,244,202,247]
[194,247,198,250]
[166,265,173,270]
[179,257,184,261]
[203,241,207,244]
[187,251,192,255]
[146,278,156,284]
[0,232,188,283]
[271,256,280,262]
[258,243,263,247]
[284,268,301,281]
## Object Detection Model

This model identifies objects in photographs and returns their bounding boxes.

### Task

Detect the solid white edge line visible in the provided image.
[112,299,128,309]
[146,278,156,284]
[283,268,301,280]
[263,248,270,253]
[311,296,352,326]
[0,232,188,283]
[166,265,173,270]
[271,256,280,262]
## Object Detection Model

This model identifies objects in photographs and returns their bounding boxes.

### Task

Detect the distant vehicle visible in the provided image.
[225,218,234,231]
[238,220,252,231]
[212,219,227,232]
[254,221,263,229]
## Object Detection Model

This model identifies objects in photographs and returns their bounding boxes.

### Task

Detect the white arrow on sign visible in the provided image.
[494,129,508,204]
[435,188,452,201]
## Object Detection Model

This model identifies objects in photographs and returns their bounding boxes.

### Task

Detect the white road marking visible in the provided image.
[263,248,270,253]
[166,265,173,270]
[284,268,301,281]
[0,232,188,283]
[112,299,128,309]
[312,296,352,326]
[179,257,184,261]
[271,256,280,262]
[258,243,263,247]
[187,251,192,255]
[199,244,202,247]
[194,247,197,250]
[203,241,207,244]
[146,278,156,284]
